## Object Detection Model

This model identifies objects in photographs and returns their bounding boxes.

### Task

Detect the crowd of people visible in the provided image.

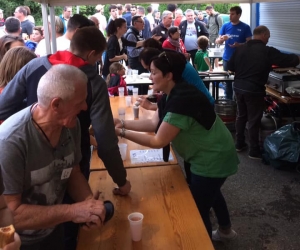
[0,3,299,250]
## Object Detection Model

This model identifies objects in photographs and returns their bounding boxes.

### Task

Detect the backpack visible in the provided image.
[208,14,220,31]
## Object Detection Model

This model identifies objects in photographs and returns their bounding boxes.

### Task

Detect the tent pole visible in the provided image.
[49,6,57,53]
[41,3,51,55]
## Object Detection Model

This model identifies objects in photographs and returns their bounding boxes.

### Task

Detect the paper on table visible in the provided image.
[130,149,174,164]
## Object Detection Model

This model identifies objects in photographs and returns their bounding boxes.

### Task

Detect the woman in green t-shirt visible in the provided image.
[114,51,239,241]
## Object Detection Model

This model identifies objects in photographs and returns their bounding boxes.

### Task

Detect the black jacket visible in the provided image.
[228,40,300,94]
[179,20,209,43]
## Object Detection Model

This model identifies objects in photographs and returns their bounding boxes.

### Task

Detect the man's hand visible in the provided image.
[151,35,162,41]
[228,42,240,48]
[122,54,128,61]
[113,180,131,196]
[70,199,106,230]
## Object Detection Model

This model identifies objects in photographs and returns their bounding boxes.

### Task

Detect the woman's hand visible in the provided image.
[115,127,121,137]
[136,41,144,47]
[138,96,158,111]
[114,118,122,128]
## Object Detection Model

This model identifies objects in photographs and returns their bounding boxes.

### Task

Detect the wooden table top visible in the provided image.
[90,97,178,170]
[77,165,214,250]
[266,86,300,104]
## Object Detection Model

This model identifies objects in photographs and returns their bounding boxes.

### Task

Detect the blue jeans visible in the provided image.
[190,173,231,238]
[223,60,233,100]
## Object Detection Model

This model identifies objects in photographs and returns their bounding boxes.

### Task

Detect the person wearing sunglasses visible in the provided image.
[114,51,239,242]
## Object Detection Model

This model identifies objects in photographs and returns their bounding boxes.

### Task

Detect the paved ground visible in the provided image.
[175,132,300,250]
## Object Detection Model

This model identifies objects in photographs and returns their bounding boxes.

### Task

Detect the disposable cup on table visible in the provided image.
[118,87,125,97]
[133,106,139,119]
[127,69,132,75]
[132,69,138,75]
[118,143,127,160]
[118,107,125,120]
[125,96,132,107]
[132,88,138,96]
[128,212,144,241]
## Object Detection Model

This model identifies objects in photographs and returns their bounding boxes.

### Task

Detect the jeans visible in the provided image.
[21,224,64,250]
[190,173,231,238]
[223,60,233,100]
[235,91,265,152]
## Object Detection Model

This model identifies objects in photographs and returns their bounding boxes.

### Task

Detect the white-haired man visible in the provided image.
[0,64,106,249]
[151,10,173,43]
[179,9,209,65]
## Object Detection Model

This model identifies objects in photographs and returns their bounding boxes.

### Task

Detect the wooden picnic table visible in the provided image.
[90,96,177,170]
[77,165,214,250]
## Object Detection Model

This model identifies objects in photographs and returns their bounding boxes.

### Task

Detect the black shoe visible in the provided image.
[235,143,247,152]
[248,150,262,160]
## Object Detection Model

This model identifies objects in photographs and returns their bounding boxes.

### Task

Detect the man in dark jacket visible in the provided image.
[151,10,173,43]
[228,25,300,159]
[179,9,209,65]
[125,16,147,74]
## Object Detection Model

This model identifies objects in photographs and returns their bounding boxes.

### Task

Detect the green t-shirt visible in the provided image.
[164,112,239,178]
[194,49,209,72]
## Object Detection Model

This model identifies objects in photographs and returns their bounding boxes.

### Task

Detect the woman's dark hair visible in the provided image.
[139,48,161,67]
[143,38,162,50]
[167,27,179,38]
[0,35,24,62]
[150,51,186,82]
[106,18,126,37]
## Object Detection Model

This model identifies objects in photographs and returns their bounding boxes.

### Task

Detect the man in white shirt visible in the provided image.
[179,9,208,65]
[146,6,155,31]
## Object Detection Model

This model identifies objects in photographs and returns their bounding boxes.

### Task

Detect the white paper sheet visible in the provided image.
[130,149,174,164]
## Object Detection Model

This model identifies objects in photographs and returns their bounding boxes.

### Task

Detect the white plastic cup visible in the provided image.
[118,143,127,160]
[118,87,125,97]
[128,212,144,241]
[118,107,125,120]
[127,69,132,75]
[132,88,138,96]
[125,96,132,107]
[132,69,138,75]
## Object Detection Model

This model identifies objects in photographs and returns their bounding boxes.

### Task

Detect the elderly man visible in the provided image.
[216,6,252,100]
[179,9,208,65]
[125,15,147,74]
[93,4,107,33]
[151,10,173,43]
[14,6,34,37]
[0,64,106,249]
[0,26,131,249]
[228,25,300,159]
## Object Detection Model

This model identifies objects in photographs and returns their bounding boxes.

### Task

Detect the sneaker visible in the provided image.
[235,143,247,152]
[212,229,237,241]
[248,150,262,160]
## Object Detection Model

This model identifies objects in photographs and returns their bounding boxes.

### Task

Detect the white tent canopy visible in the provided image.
[34,0,283,6]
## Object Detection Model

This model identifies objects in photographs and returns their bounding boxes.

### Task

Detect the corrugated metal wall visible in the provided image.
[259,1,300,54]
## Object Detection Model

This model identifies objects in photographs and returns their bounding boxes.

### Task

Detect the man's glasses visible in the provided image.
[158,51,171,66]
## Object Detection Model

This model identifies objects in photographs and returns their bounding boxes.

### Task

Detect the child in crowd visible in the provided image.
[106,62,128,96]
[194,35,212,72]
[26,26,44,51]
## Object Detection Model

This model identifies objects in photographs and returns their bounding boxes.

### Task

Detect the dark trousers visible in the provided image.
[190,174,231,238]
[235,91,265,152]
[21,224,64,250]
[223,60,233,100]
[184,161,191,185]
[187,49,198,66]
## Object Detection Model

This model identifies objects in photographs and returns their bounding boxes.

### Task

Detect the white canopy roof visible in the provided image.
[34,0,283,7]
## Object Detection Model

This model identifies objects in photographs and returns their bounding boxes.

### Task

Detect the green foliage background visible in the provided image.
[0,1,237,26]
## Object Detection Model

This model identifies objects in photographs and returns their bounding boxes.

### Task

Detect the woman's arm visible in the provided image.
[116,121,180,148]
[109,54,127,62]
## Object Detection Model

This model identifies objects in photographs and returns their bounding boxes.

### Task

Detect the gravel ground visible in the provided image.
[175,133,300,250]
